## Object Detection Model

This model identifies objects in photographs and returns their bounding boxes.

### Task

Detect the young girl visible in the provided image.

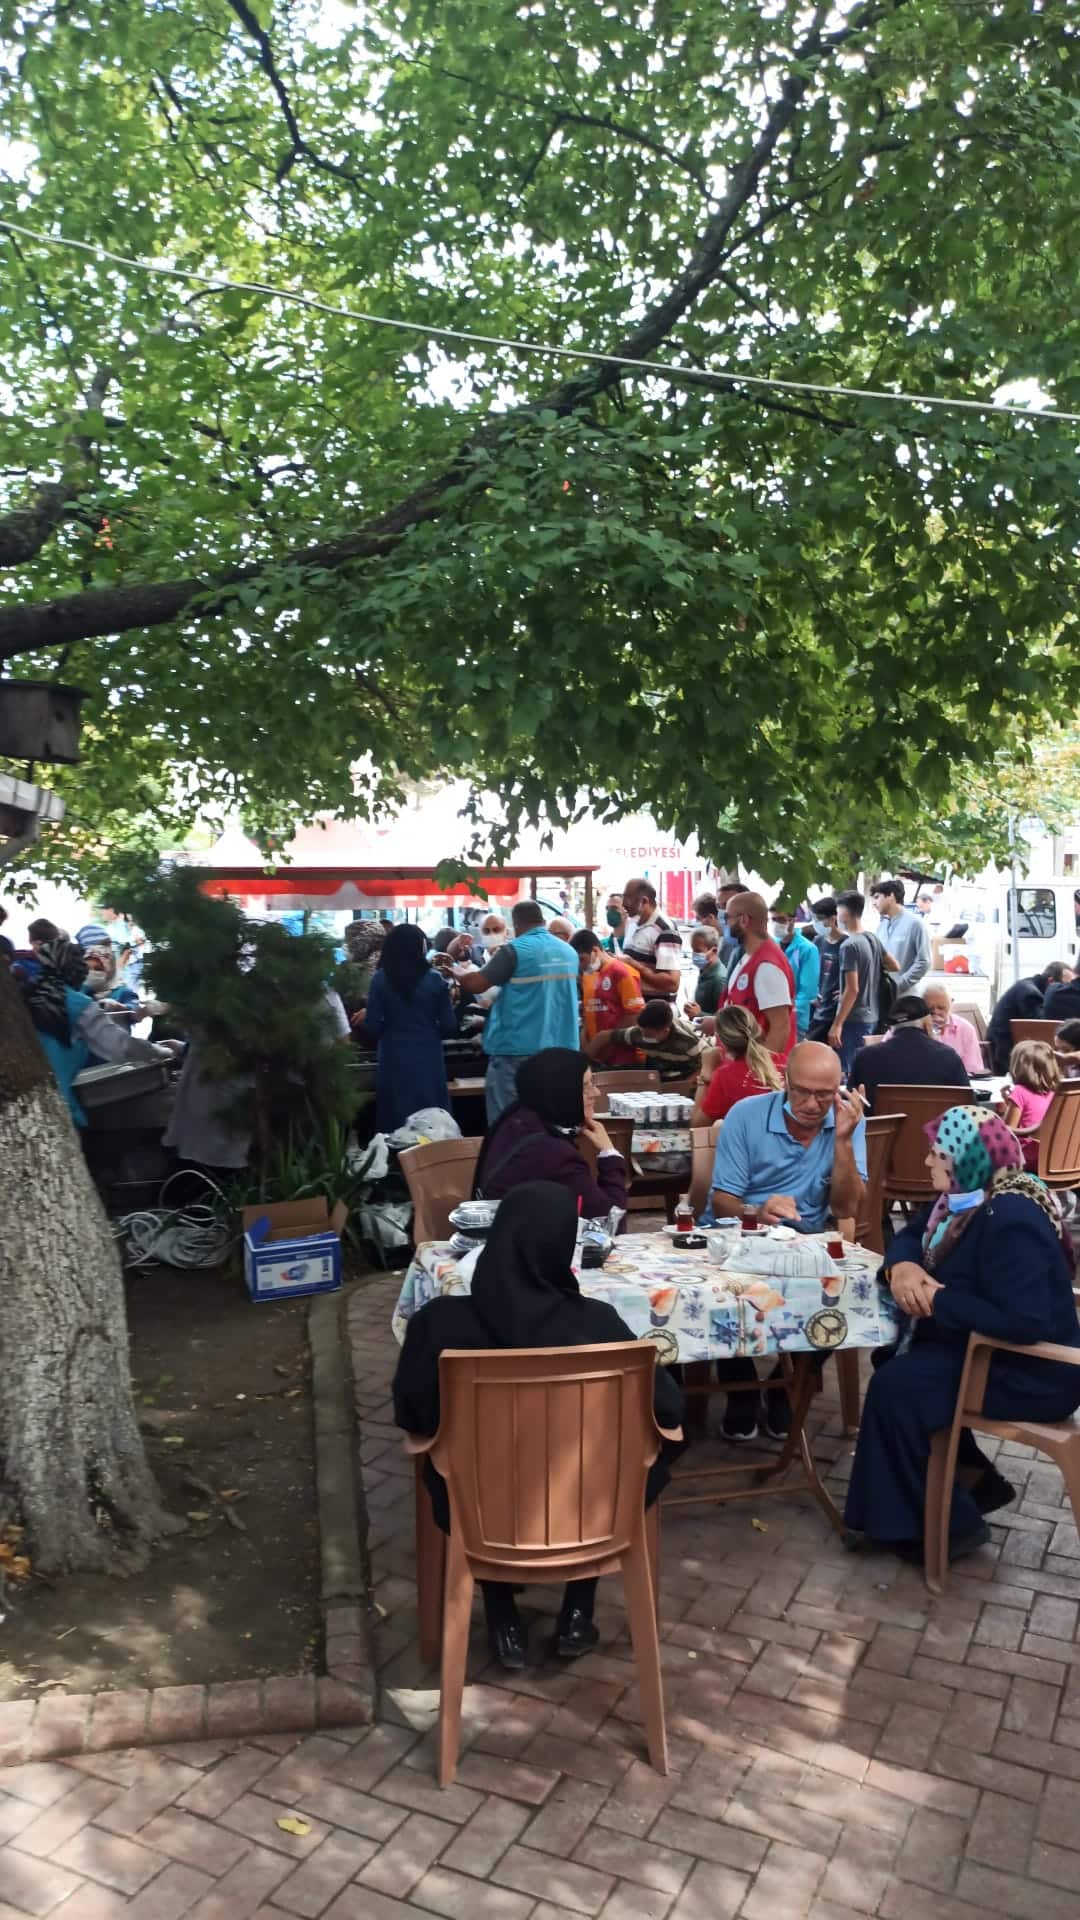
[1002,1040,1060,1169]
[692,1004,782,1126]
[1053,1019,1080,1082]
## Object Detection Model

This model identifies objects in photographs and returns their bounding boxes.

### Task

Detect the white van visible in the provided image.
[938,880,1079,994]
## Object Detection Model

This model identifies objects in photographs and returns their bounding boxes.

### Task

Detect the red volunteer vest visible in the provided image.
[724,938,797,1058]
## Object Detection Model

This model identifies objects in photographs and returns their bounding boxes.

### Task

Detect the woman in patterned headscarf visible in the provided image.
[845,1106,1080,1562]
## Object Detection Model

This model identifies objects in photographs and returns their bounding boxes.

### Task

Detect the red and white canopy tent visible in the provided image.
[196,790,712,928]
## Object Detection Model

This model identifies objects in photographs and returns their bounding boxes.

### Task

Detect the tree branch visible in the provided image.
[0,0,913,658]
[0,362,113,567]
[224,0,376,199]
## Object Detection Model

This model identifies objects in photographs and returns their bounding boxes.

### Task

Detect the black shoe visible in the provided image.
[722,1395,760,1442]
[489,1620,527,1670]
[973,1467,1016,1516]
[894,1521,992,1569]
[763,1392,791,1441]
[554,1608,599,1660]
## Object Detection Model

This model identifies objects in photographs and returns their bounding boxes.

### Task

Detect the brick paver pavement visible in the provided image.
[5,1266,1080,1917]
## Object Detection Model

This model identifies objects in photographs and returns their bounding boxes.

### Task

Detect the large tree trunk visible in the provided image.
[0,964,172,1574]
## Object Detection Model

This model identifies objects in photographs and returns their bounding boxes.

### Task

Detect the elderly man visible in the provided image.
[695,879,744,978]
[722,891,796,1058]
[685,924,725,1020]
[548,916,575,943]
[710,1041,867,1233]
[850,994,970,1108]
[620,877,683,1000]
[921,984,984,1075]
[709,1042,868,1441]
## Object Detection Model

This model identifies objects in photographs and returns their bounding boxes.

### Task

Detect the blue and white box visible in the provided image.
[241,1199,347,1303]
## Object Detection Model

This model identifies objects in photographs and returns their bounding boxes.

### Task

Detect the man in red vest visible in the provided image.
[722,891,796,1059]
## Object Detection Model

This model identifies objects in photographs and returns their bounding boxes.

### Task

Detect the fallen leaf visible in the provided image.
[276,1816,311,1837]
[218,1489,240,1500]
[186,1511,211,1523]
[162,1435,185,1447]
[751,1518,769,1533]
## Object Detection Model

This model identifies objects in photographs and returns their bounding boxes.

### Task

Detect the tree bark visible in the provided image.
[0,964,172,1574]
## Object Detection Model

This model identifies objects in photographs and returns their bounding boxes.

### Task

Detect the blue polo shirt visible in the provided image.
[709,1090,867,1233]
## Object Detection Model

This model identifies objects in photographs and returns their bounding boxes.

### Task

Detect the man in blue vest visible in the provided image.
[454,900,581,1122]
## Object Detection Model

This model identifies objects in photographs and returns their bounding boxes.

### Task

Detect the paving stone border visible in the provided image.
[0,1287,376,1768]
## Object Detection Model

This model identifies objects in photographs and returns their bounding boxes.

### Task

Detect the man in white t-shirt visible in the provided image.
[619,877,683,1001]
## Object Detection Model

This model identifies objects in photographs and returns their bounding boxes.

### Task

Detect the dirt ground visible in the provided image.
[0,1261,323,1699]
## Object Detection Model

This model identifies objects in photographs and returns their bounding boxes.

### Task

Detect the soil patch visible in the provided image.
[1,1261,323,1699]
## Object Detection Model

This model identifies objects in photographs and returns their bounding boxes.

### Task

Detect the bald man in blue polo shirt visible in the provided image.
[710,1041,867,1442]
[710,1041,867,1233]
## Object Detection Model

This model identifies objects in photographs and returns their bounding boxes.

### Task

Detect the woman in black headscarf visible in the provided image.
[393,1182,684,1668]
[360,924,457,1130]
[472,1047,627,1218]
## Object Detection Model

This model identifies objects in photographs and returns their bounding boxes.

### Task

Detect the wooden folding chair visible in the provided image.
[925,1330,1080,1595]
[399,1138,482,1246]
[407,1342,676,1785]
[687,1122,722,1220]
[834,1112,904,1434]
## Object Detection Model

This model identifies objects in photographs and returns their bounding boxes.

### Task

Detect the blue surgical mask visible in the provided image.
[811,918,828,937]
[946,1190,984,1214]
[691,952,709,970]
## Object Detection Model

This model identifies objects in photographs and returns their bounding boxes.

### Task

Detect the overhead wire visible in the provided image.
[2,216,1079,428]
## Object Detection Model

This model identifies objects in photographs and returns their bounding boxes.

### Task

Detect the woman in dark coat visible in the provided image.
[472,1048,627,1218]
[393,1183,684,1668]
[845,1107,1080,1560]
[360,925,456,1131]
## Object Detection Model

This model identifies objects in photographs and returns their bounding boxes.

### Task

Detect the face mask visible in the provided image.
[691,952,709,971]
[586,956,603,974]
[811,917,828,937]
[770,924,789,943]
[482,932,506,950]
[606,907,623,928]
[946,1189,984,1214]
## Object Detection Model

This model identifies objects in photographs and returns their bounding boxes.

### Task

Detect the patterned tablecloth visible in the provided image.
[392,1230,901,1365]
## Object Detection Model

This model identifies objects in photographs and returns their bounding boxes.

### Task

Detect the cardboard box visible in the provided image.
[241,1198,347,1303]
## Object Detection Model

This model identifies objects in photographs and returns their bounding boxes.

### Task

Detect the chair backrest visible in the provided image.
[1037,1082,1080,1189]
[433,1343,659,1573]
[591,1070,662,1098]
[1010,1019,1061,1048]
[399,1137,482,1245]
[857,1113,903,1252]
[952,1001,987,1040]
[873,1084,974,1201]
[688,1122,722,1218]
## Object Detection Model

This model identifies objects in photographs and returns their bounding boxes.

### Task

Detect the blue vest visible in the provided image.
[37,987,94,1126]
[483,927,580,1059]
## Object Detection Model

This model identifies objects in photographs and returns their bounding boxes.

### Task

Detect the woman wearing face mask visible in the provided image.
[473,1047,628,1217]
[844,1108,1080,1562]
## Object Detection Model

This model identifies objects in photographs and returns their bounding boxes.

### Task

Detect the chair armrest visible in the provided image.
[402,1433,437,1457]
[961,1331,1080,1419]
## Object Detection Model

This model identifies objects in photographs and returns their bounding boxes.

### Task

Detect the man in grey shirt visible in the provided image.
[829,890,882,1077]
[871,878,931,993]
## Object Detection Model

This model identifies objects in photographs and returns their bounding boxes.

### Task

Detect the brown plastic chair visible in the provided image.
[874,1084,974,1207]
[591,1070,662,1099]
[409,1342,673,1785]
[925,1331,1080,1595]
[1035,1082,1080,1192]
[1010,1018,1062,1048]
[400,1138,482,1246]
[834,1113,905,1435]
[951,1001,988,1041]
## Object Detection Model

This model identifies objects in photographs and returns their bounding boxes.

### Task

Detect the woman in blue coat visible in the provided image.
[361,924,456,1130]
[845,1106,1080,1561]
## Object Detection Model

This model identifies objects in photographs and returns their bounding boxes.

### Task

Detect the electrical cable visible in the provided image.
[113,1168,237,1270]
[2,216,1078,428]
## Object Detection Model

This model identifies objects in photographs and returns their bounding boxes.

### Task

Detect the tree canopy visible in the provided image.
[1,0,1079,891]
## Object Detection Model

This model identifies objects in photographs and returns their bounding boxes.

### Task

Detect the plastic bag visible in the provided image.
[386,1108,462,1149]
[360,1200,413,1253]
